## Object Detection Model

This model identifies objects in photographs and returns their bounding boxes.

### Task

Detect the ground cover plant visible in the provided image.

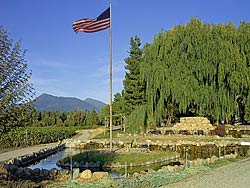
[57,157,244,188]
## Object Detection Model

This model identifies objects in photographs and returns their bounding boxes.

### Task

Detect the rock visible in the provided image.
[83,162,89,168]
[192,160,197,166]
[147,168,155,173]
[206,158,211,165]
[8,159,14,165]
[188,160,193,167]
[80,169,92,180]
[39,169,49,177]
[72,168,80,180]
[79,161,84,167]
[65,162,70,167]
[49,168,58,178]
[158,166,170,172]
[57,169,70,180]
[15,167,24,178]
[4,164,18,173]
[197,158,203,166]
[161,166,168,170]
[140,170,147,175]
[174,165,182,172]
[132,172,140,178]
[118,141,124,147]
[89,162,97,168]
[13,158,21,167]
[167,165,174,172]
[73,161,79,168]
[23,167,33,176]
[32,168,41,176]
[92,171,108,180]
[230,153,237,159]
[210,155,218,163]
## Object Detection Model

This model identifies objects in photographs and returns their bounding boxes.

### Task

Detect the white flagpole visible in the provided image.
[109,2,113,152]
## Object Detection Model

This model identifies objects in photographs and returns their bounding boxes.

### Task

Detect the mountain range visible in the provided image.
[33,93,106,112]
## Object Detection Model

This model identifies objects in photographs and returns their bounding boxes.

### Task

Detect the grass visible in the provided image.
[60,150,177,165]
[208,157,238,169]
[0,180,41,188]
[94,130,125,139]
[93,130,250,143]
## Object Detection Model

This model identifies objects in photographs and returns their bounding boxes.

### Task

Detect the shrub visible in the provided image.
[210,125,227,137]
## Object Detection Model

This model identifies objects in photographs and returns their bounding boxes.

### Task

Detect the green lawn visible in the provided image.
[60,150,177,165]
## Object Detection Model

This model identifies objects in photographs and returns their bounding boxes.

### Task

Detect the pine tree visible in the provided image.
[123,36,146,113]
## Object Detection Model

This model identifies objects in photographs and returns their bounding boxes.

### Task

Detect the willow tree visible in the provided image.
[0,27,34,133]
[141,18,250,125]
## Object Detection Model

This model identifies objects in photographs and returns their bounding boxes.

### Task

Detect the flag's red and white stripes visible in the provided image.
[72,7,110,33]
[72,18,110,33]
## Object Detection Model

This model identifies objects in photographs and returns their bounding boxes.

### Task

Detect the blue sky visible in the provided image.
[1,0,250,103]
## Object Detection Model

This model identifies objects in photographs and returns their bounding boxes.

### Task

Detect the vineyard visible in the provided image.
[0,126,80,149]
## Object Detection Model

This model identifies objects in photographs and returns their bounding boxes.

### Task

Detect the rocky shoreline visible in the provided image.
[2,144,67,181]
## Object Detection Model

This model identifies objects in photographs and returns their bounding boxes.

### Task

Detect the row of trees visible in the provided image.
[31,109,100,127]
[110,18,250,133]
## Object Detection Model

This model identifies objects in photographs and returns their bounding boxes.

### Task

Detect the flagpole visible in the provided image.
[109,2,113,152]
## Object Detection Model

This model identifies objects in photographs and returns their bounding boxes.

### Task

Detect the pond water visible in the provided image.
[29,148,83,170]
[28,147,180,177]
[29,144,237,176]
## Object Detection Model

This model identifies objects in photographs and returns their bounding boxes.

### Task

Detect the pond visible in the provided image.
[29,148,83,170]
[28,144,239,177]
[28,147,180,177]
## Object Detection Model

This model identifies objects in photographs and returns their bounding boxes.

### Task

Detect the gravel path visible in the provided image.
[0,142,59,162]
[0,128,102,162]
[167,158,250,188]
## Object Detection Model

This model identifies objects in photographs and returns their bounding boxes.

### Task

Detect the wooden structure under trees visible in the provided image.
[105,113,126,131]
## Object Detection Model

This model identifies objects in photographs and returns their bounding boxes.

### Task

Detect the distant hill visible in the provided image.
[33,93,106,112]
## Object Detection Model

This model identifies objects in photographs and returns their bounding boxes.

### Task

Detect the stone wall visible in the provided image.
[3,144,66,181]
[3,164,71,181]
[6,144,65,167]
[172,117,214,135]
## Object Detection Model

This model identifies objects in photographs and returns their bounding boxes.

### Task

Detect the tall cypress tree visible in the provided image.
[123,36,146,113]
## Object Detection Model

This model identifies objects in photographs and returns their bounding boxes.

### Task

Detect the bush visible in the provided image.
[210,125,227,137]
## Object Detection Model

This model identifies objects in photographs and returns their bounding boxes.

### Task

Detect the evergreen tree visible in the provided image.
[86,109,98,127]
[113,92,125,114]
[0,27,34,133]
[123,36,146,113]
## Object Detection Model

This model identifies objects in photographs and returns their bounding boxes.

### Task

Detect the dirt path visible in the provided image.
[166,158,250,188]
[0,128,104,162]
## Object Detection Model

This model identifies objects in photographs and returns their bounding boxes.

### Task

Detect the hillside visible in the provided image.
[33,93,106,112]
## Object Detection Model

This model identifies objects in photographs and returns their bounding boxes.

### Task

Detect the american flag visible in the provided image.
[72,7,110,33]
